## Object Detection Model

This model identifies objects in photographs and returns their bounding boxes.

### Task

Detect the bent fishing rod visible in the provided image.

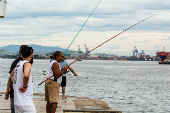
[64,0,101,55]
[38,14,157,86]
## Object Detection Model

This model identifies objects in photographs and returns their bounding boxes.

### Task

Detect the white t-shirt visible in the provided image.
[46,59,62,85]
[13,60,34,106]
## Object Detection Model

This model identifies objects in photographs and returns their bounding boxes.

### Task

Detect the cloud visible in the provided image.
[158,37,170,40]
[133,40,150,43]
[0,0,170,56]
[105,45,121,49]
[120,37,130,40]
[155,45,160,48]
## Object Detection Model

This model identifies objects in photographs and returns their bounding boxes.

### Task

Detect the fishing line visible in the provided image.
[64,0,101,55]
[38,14,158,86]
[32,69,46,72]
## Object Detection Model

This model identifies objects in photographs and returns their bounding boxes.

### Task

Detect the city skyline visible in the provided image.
[0,44,162,57]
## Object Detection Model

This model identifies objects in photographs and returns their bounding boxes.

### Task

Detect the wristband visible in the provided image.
[23,85,28,89]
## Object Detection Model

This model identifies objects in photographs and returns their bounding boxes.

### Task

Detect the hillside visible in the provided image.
[0,49,11,55]
[0,44,74,53]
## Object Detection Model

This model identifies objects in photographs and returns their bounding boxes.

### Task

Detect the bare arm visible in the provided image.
[19,63,31,93]
[52,62,69,78]
[23,63,31,88]
[6,77,11,92]
[6,70,15,99]
[10,69,14,82]
[69,67,78,76]
[5,77,12,100]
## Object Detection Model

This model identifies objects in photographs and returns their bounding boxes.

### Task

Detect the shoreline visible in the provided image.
[0,92,122,113]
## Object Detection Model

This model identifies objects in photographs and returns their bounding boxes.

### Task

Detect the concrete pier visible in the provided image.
[0,92,122,113]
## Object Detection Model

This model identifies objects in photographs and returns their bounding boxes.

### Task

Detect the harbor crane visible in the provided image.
[77,45,83,58]
[84,44,90,59]
[132,46,138,57]
[0,0,7,18]
[140,50,145,56]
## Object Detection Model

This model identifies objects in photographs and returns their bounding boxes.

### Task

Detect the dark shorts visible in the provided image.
[61,76,66,87]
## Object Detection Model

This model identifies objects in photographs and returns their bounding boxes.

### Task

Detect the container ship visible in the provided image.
[127,47,160,61]
[127,56,160,61]
[156,50,170,64]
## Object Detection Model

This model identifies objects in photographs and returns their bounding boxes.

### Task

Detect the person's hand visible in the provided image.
[4,91,9,100]
[19,87,26,93]
[64,65,69,71]
[74,73,78,76]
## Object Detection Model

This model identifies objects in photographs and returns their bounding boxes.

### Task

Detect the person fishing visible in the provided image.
[10,46,36,113]
[38,0,102,87]
[38,14,157,86]
[5,45,28,113]
[45,51,69,113]
[59,55,78,99]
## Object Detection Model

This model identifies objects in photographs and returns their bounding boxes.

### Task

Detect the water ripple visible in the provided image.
[0,59,170,112]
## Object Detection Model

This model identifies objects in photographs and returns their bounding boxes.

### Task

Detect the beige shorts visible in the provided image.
[45,79,60,103]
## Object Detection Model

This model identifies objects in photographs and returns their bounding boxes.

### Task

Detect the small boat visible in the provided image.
[78,59,82,61]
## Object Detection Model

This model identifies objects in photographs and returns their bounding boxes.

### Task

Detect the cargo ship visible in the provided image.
[127,56,160,61]
[156,51,170,64]
[127,47,160,61]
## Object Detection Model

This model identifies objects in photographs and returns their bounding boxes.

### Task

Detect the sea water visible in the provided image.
[0,58,170,113]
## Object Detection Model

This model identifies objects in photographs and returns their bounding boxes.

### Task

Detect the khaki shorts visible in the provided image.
[45,79,60,103]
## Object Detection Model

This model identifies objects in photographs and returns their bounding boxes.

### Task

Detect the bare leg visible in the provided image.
[46,102,50,113]
[50,103,57,113]
[62,87,66,99]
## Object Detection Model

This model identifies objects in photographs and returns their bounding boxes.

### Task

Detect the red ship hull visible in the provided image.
[156,51,170,62]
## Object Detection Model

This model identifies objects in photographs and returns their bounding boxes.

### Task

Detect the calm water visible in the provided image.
[0,58,170,113]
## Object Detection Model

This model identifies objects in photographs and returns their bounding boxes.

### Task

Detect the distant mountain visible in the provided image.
[0,44,74,53]
[0,49,11,54]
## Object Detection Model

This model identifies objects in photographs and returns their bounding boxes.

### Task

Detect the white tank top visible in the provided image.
[13,60,34,106]
[46,59,62,85]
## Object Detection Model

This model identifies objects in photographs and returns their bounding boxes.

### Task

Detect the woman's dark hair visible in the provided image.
[51,51,61,59]
[50,52,55,59]
[21,46,34,58]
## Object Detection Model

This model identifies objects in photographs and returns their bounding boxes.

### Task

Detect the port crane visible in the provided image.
[132,47,146,58]
[77,45,83,58]
[84,44,90,59]
[132,46,138,57]
[139,50,145,57]
[0,0,7,18]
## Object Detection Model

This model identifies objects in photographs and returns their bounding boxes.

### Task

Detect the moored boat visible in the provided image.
[156,50,170,64]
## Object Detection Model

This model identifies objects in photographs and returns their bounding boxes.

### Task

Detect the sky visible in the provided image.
[0,0,170,56]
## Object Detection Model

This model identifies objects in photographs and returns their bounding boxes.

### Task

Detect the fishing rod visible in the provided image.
[64,0,101,55]
[38,14,158,86]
